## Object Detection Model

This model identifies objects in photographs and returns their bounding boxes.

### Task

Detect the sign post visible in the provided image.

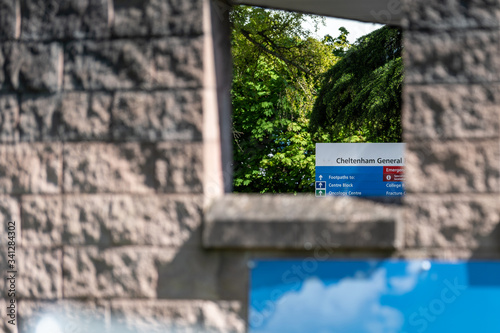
[315,143,405,197]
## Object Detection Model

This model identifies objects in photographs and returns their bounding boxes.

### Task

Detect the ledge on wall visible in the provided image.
[203,194,403,250]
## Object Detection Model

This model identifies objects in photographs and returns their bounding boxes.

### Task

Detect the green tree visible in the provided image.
[310,26,403,143]
[230,6,349,193]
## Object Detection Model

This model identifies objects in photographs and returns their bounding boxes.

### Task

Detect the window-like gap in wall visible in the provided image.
[229,5,403,194]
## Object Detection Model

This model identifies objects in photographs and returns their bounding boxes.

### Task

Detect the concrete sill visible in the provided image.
[203,194,403,250]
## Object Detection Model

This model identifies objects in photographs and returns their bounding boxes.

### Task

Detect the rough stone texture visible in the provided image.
[63,143,155,193]
[156,142,203,193]
[18,300,108,333]
[112,90,203,142]
[19,93,111,141]
[403,84,500,140]
[0,0,19,40]
[0,95,19,142]
[113,0,203,37]
[3,42,62,92]
[20,0,110,40]
[0,197,20,298]
[405,140,500,193]
[0,196,20,227]
[63,247,160,299]
[64,37,203,91]
[61,195,202,247]
[20,195,62,247]
[17,248,62,299]
[151,38,203,88]
[404,194,500,250]
[404,30,500,84]
[63,247,170,299]
[402,0,500,30]
[0,143,61,194]
[63,246,220,300]
[110,300,245,333]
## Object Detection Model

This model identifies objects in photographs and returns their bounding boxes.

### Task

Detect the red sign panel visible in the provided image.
[383,166,404,182]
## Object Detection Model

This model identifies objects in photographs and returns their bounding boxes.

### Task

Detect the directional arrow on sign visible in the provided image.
[319,175,323,180]
[315,189,326,197]
[316,181,326,189]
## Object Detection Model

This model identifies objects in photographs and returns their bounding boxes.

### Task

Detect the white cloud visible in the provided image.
[251,268,404,333]
[389,260,430,294]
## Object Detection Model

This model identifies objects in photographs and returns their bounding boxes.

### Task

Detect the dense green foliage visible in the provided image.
[310,26,403,142]
[230,6,403,193]
[230,6,348,193]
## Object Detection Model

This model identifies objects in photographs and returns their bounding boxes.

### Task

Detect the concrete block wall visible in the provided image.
[401,0,500,255]
[0,0,243,332]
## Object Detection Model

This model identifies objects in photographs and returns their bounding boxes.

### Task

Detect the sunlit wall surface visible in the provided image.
[249,260,500,333]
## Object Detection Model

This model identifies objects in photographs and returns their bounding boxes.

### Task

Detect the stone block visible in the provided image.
[3,42,62,92]
[0,197,20,297]
[405,140,500,193]
[17,248,63,299]
[19,93,111,141]
[20,0,110,40]
[63,39,151,90]
[151,37,203,88]
[112,0,203,37]
[0,143,61,194]
[63,246,221,300]
[62,194,203,247]
[20,195,62,247]
[156,248,220,299]
[0,196,20,227]
[204,195,402,249]
[63,246,167,299]
[0,95,19,143]
[404,30,500,84]
[156,142,203,193]
[402,0,500,30]
[18,300,108,333]
[62,143,155,193]
[64,37,203,91]
[110,300,245,333]
[403,84,500,140]
[404,194,500,250]
[111,90,202,142]
[0,0,19,40]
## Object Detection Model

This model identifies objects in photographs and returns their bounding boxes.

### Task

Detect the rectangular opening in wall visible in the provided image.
[229,4,403,194]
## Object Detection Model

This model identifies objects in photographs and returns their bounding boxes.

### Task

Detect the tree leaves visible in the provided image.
[231,6,347,193]
[310,26,403,143]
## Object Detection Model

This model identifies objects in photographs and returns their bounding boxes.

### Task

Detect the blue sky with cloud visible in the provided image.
[249,260,500,333]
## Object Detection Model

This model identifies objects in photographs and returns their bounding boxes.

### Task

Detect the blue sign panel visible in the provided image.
[249,259,500,333]
[316,143,405,197]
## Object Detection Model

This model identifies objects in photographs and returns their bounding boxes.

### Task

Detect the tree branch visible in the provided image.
[239,29,313,77]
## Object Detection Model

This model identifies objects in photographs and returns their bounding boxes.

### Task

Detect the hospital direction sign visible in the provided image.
[315,143,405,197]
